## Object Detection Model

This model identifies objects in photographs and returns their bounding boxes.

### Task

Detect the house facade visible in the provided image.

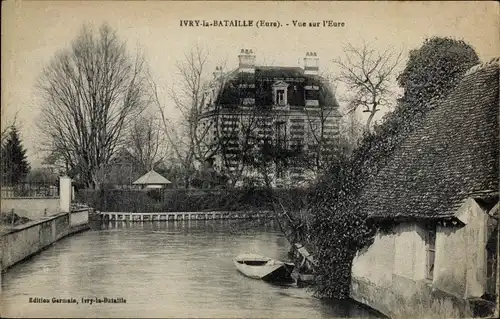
[198,49,341,187]
[350,59,499,317]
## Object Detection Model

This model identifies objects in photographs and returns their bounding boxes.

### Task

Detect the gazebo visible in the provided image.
[132,170,172,189]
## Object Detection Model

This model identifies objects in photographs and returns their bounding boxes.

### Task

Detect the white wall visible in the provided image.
[1,198,60,219]
[352,231,395,287]
[1,176,73,221]
[392,223,428,281]
[434,198,489,299]
[352,222,427,287]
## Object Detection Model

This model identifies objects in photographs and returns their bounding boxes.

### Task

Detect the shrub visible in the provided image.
[75,187,310,213]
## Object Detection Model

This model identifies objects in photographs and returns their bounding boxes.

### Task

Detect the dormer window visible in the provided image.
[272,81,289,107]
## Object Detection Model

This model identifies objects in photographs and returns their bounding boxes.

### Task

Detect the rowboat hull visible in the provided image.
[234,254,295,283]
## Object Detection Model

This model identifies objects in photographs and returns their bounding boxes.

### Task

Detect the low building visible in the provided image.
[132,170,172,189]
[350,59,499,317]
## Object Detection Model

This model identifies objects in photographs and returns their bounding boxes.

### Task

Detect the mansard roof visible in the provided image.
[215,65,339,109]
[254,66,305,80]
[359,59,499,221]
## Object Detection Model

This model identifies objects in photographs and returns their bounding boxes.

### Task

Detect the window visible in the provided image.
[426,226,436,280]
[272,81,289,107]
[276,89,285,105]
[305,89,319,101]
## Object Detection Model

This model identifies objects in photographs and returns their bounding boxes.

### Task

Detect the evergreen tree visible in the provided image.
[1,126,30,185]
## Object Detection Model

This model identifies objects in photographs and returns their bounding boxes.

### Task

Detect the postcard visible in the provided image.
[1,1,498,318]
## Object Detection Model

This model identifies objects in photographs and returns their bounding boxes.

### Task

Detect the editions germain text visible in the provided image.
[28,297,127,304]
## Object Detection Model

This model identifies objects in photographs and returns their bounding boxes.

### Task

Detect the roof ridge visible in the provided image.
[255,65,303,69]
[463,57,500,77]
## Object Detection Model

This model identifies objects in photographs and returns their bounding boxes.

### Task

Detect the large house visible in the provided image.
[350,59,499,317]
[198,49,341,187]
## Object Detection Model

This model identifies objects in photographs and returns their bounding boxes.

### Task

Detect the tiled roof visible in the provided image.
[254,66,305,79]
[359,59,499,221]
[132,170,171,185]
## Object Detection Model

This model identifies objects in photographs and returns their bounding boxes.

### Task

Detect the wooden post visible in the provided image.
[10,209,14,227]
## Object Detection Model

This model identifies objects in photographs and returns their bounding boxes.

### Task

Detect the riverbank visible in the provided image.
[0,210,90,272]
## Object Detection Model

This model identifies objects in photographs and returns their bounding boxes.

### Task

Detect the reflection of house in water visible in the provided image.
[350,59,499,317]
[132,170,172,189]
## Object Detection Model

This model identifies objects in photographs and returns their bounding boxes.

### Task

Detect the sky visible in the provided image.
[2,1,498,167]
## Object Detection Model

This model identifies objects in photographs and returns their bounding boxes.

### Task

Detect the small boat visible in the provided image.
[234,253,295,283]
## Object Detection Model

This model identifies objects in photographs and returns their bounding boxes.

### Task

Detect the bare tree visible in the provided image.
[224,110,307,189]
[36,24,147,189]
[148,45,229,188]
[333,41,402,131]
[302,107,337,178]
[124,110,165,172]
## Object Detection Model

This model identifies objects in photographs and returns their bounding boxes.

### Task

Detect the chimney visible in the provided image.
[238,49,256,73]
[304,52,319,75]
[213,66,224,80]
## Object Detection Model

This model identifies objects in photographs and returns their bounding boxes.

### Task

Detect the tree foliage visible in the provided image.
[307,37,480,299]
[25,167,59,185]
[397,37,480,110]
[1,126,31,185]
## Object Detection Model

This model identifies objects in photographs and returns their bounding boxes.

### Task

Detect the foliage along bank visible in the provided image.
[306,37,480,299]
[76,186,310,213]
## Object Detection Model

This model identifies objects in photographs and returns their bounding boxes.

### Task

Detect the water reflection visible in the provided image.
[1,221,382,318]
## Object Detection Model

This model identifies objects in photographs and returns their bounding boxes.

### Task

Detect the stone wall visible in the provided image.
[70,208,89,227]
[1,198,60,219]
[0,211,89,271]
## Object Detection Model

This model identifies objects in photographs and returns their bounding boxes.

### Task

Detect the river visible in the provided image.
[1,220,382,318]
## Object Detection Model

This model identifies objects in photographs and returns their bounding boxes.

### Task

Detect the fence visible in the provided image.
[0,182,59,198]
[75,187,310,213]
